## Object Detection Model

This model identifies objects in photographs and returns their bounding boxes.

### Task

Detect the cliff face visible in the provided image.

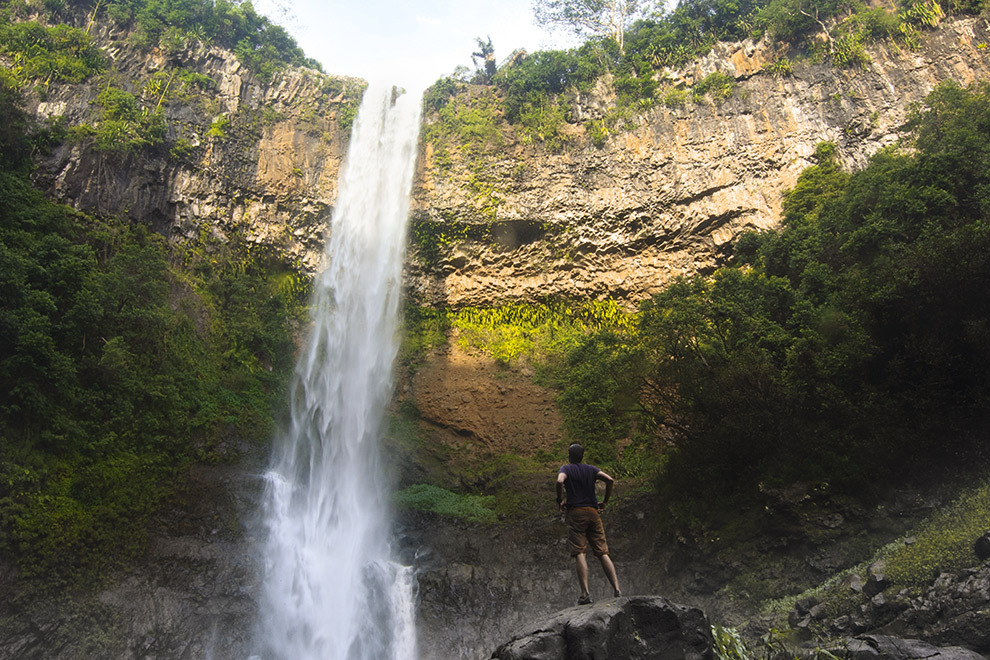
[407,16,990,308]
[23,17,990,309]
[26,21,362,271]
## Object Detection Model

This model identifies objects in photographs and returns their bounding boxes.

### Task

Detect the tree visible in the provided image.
[532,0,653,53]
[471,36,497,84]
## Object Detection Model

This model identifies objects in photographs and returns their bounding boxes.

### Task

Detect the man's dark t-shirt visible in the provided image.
[559,463,600,508]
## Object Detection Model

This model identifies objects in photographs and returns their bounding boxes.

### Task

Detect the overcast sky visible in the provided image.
[251,0,582,90]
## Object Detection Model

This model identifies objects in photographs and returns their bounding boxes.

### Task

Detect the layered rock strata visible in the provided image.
[25,20,360,271]
[407,17,990,307]
[20,18,990,309]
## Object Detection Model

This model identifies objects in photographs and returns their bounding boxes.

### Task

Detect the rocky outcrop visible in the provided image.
[484,601,988,660]
[788,560,990,655]
[25,20,361,272]
[882,566,990,653]
[407,17,990,308]
[846,635,987,660]
[489,596,714,660]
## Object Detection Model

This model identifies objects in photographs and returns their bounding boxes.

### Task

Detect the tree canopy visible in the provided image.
[533,0,655,53]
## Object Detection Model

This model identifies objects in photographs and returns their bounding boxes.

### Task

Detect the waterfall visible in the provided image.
[255,84,422,660]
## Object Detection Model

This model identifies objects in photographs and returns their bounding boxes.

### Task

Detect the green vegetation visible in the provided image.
[759,474,990,632]
[421,88,503,165]
[207,112,230,139]
[400,300,635,371]
[424,0,982,151]
[883,482,990,587]
[712,623,751,660]
[2,0,318,83]
[452,300,635,365]
[692,71,736,103]
[542,80,990,521]
[0,76,308,586]
[399,300,654,477]
[409,217,485,267]
[0,17,105,86]
[394,484,496,523]
[69,85,167,153]
[514,95,571,152]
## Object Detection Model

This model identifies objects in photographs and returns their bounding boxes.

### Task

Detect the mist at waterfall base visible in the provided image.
[253,84,423,660]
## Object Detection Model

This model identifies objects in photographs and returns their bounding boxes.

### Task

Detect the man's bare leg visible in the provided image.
[575,553,590,598]
[598,554,621,597]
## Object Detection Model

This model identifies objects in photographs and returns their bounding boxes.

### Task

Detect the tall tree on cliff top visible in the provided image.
[533,0,655,53]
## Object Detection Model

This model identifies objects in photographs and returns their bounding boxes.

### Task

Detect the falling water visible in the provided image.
[255,84,422,660]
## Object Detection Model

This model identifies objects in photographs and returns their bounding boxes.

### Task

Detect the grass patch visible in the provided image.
[394,484,496,524]
[881,482,990,588]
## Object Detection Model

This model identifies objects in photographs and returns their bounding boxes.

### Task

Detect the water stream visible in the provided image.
[255,84,423,660]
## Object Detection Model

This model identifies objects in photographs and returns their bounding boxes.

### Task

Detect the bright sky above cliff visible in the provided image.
[252,0,578,89]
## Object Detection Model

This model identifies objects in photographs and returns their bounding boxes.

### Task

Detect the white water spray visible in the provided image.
[256,84,422,660]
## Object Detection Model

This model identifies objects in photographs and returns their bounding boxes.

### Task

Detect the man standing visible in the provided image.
[556,443,622,605]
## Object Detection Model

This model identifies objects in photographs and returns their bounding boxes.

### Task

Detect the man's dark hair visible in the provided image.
[568,443,584,463]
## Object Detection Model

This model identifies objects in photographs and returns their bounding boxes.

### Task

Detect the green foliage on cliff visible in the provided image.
[400,299,654,474]
[544,331,643,466]
[4,0,319,82]
[394,484,497,524]
[0,15,106,85]
[453,300,635,366]
[120,0,319,76]
[692,71,736,103]
[0,77,307,586]
[421,88,503,164]
[551,80,990,518]
[426,0,981,151]
[71,85,167,152]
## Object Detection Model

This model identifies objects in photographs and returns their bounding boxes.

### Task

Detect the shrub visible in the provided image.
[515,96,570,152]
[394,484,496,523]
[692,71,736,103]
[762,57,793,77]
[0,19,105,85]
[207,113,229,139]
[423,76,461,113]
[662,87,689,107]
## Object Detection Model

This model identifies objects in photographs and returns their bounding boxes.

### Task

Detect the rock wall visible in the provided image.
[25,19,362,272]
[406,16,990,308]
[21,17,990,310]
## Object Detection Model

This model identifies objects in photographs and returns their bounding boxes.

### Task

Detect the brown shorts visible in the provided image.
[565,506,609,557]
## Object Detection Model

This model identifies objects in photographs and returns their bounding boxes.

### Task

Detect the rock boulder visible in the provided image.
[490,596,713,660]
[847,635,987,660]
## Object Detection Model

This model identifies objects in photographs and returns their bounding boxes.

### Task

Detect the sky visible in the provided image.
[251,0,582,90]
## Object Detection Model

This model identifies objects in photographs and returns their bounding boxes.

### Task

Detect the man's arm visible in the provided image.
[556,471,567,511]
[596,470,614,509]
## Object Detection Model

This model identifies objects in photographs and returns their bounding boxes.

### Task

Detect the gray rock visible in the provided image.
[844,573,865,594]
[865,561,891,597]
[490,596,714,660]
[974,533,990,561]
[886,564,990,652]
[847,635,986,660]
